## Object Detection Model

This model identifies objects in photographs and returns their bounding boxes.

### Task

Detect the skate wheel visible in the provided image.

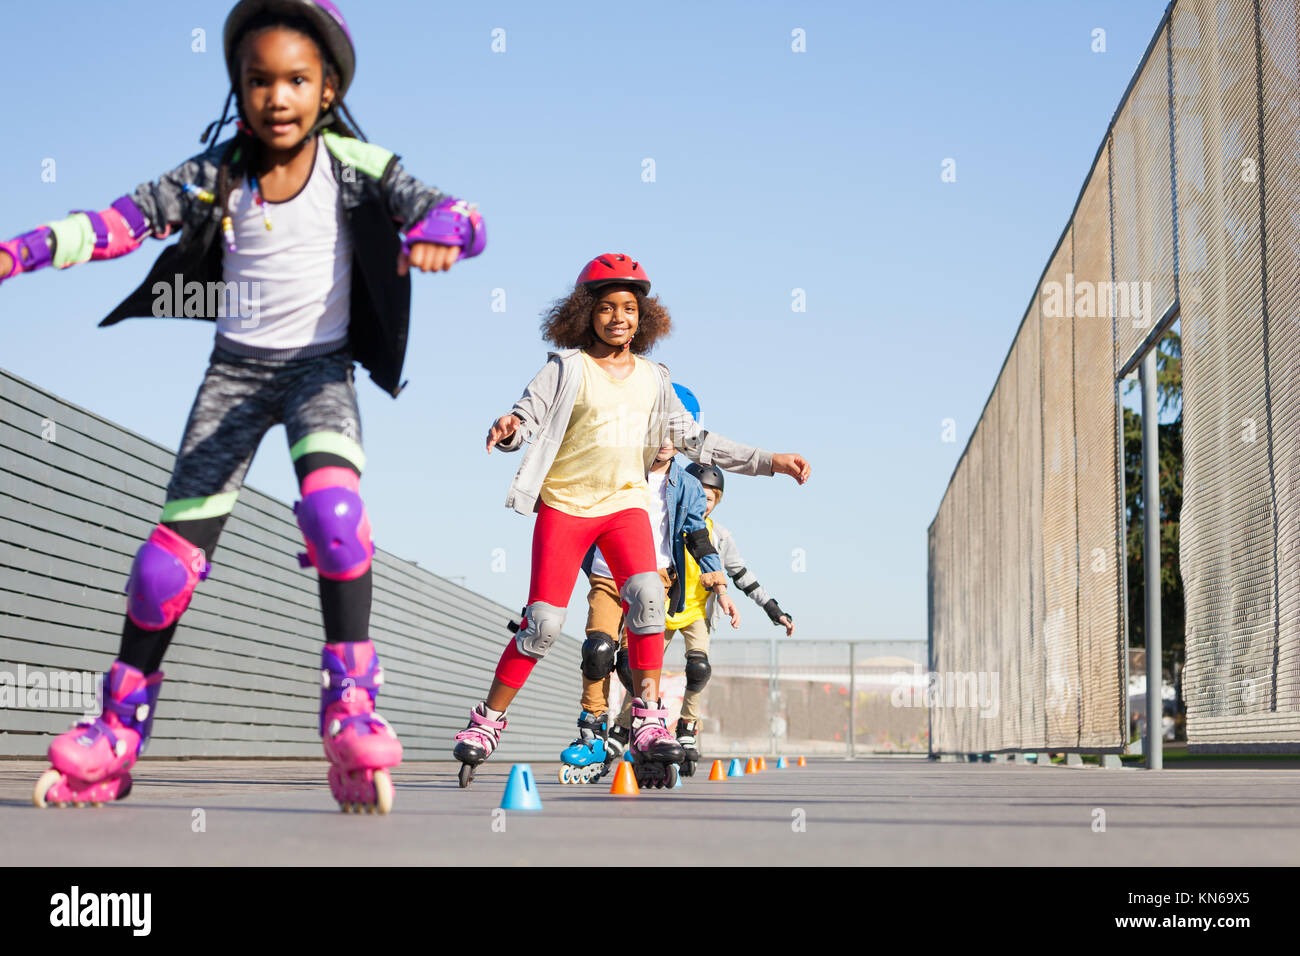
[339,801,351,813]
[373,769,393,815]
[558,765,571,784]
[33,768,62,809]
[458,763,475,789]
[666,764,679,789]
[681,760,695,778]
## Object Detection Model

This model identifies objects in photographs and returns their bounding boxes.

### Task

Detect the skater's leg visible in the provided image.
[38,353,276,808]
[596,509,664,701]
[119,351,279,668]
[679,618,711,724]
[580,574,622,713]
[453,504,604,780]
[489,502,603,706]
[283,350,400,812]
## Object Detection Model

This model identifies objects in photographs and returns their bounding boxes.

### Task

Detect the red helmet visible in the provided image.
[576,254,650,294]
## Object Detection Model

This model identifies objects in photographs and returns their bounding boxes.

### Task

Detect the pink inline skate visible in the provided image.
[628,697,685,789]
[452,701,508,788]
[33,661,163,808]
[321,640,402,814]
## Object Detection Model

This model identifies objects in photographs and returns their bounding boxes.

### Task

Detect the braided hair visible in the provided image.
[200,11,367,237]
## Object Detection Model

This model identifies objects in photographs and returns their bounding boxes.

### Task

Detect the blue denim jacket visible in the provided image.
[582,454,722,615]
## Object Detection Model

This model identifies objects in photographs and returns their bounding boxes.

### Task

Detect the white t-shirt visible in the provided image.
[591,470,672,577]
[216,138,353,352]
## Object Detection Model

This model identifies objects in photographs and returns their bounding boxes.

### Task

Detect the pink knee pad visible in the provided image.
[295,467,374,581]
[125,524,210,630]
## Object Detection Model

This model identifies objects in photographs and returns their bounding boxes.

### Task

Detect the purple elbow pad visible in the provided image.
[401,197,485,259]
[0,226,55,283]
[74,196,151,261]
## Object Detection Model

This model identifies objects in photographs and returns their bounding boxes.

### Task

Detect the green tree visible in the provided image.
[1123,329,1183,677]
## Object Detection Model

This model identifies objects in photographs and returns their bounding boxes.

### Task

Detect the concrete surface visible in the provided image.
[2,757,1298,865]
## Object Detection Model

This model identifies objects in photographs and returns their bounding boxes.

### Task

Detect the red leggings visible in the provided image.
[495,501,664,688]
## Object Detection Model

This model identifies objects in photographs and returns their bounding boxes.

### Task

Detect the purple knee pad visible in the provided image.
[295,467,374,581]
[401,197,485,259]
[125,525,210,630]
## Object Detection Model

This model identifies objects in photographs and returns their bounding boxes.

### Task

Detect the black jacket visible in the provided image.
[99,131,449,398]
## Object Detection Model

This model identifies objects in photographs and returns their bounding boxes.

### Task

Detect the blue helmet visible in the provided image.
[672,383,701,422]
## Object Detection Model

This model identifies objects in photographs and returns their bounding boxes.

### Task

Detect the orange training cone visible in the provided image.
[609,760,640,796]
[708,760,726,781]
[797,755,807,767]
[758,756,767,771]
[745,757,758,774]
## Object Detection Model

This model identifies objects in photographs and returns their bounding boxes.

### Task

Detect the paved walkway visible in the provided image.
[3,757,1297,865]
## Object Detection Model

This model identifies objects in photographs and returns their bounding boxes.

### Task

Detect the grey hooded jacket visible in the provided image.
[497,349,773,515]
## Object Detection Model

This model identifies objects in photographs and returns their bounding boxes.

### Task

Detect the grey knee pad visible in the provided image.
[620,571,665,633]
[580,631,617,681]
[685,650,711,692]
[615,648,634,694]
[515,601,565,660]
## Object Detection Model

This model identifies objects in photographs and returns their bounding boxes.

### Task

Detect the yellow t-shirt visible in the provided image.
[666,516,714,630]
[539,352,658,517]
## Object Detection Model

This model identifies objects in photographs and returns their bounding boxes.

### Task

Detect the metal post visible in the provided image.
[1140,349,1163,770]
[847,642,856,760]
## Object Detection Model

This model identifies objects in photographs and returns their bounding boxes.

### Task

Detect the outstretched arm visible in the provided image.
[660,370,810,484]
[487,357,562,453]
[383,157,485,276]
[0,196,150,285]
[717,524,795,634]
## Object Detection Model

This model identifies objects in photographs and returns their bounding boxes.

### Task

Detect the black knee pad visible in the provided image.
[615,648,634,694]
[581,631,617,681]
[685,650,711,692]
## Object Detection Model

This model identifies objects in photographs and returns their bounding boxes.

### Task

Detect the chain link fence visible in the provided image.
[608,639,929,758]
[928,0,1300,754]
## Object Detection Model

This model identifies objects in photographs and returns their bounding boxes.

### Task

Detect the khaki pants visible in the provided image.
[614,617,711,727]
[579,570,672,714]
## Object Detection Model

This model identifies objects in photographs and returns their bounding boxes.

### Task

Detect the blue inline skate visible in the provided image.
[558,710,613,784]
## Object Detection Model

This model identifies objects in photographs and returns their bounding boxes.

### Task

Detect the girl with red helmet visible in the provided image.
[453,254,811,788]
[4,0,485,814]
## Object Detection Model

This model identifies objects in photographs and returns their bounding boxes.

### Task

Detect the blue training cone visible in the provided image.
[727,757,745,777]
[776,756,788,769]
[500,763,543,811]
[624,751,634,762]
[673,768,684,788]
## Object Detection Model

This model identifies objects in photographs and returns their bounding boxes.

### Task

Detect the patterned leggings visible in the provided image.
[118,345,371,672]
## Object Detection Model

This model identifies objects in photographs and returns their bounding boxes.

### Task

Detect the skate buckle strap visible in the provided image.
[328,711,393,738]
[468,708,506,731]
[631,702,668,721]
[73,718,127,757]
[320,666,383,691]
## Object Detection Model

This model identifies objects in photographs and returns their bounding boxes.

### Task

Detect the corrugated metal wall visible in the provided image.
[0,366,582,761]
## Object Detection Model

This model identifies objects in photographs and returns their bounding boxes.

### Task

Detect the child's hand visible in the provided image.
[397,242,460,276]
[486,413,521,452]
[779,614,795,636]
[699,571,726,591]
[772,453,811,484]
[0,249,13,281]
[719,592,741,628]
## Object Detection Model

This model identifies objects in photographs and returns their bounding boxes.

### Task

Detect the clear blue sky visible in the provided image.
[0,0,1171,642]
